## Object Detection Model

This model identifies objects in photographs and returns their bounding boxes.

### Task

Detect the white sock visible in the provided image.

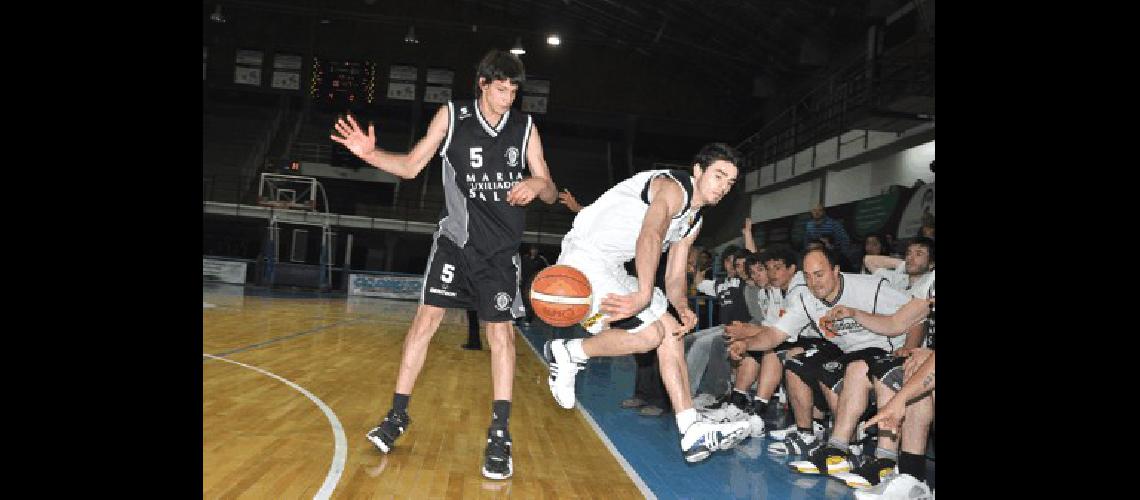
[676,408,698,433]
[566,339,589,363]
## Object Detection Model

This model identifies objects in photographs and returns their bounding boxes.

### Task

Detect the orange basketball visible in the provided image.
[529,265,593,327]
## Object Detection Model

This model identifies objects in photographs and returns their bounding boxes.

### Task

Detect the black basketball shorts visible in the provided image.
[822,347,907,395]
[420,233,524,323]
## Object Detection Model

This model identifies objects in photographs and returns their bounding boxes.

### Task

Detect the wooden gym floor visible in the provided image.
[202,284,644,499]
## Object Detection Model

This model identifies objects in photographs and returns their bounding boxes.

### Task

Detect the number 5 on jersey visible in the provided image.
[470,147,482,169]
[441,264,455,283]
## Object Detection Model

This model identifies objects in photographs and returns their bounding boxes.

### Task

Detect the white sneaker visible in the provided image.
[700,403,749,423]
[747,412,766,438]
[680,419,751,463]
[852,472,932,500]
[543,340,583,409]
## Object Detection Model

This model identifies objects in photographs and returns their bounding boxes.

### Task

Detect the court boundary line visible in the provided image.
[515,325,657,500]
[203,353,347,500]
[204,319,362,360]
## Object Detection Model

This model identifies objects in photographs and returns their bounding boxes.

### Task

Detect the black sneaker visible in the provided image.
[481,428,513,480]
[788,445,852,475]
[842,456,897,489]
[707,390,748,411]
[365,409,410,453]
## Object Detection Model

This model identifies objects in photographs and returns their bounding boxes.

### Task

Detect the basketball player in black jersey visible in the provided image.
[331,49,557,480]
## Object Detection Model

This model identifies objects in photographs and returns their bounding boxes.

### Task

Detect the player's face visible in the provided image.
[803,251,840,301]
[696,160,738,206]
[749,262,768,286]
[905,244,933,275]
[479,78,519,115]
[765,260,793,289]
[723,256,736,277]
[734,258,746,278]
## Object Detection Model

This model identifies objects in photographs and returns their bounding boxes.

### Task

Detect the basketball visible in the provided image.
[529,265,593,327]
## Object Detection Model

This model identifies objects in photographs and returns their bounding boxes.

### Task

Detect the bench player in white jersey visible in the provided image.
[724,245,838,452]
[543,143,752,463]
[726,246,926,489]
[331,49,557,480]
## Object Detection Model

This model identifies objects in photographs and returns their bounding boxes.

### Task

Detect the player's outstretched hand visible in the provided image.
[330,114,376,158]
[557,189,582,212]
[822,305,856,323]
[599,292,649,323]
[506,178,540,206]
[866,395,906,431]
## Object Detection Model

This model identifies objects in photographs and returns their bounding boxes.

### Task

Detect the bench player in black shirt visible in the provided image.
[332,49,557,480]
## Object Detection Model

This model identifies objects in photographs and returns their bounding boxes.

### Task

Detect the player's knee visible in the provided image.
[634,323,665,352]
[486,326,515,347]
[845,360,869,381]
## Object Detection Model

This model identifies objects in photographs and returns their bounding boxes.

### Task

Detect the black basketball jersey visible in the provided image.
[716,276,751,325]
[437,99,533,255]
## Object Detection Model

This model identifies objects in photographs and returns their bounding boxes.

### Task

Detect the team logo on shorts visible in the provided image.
[494,292,512,311]
[505,147,520,167]
[823,361,841,373]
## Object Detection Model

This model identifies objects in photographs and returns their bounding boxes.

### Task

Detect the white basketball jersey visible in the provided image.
[774,273,912,352]
[564,169,703,263]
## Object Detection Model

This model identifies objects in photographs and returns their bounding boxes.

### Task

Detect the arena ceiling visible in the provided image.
[205,0,911,105]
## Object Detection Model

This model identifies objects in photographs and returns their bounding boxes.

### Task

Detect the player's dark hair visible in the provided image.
[762,244,798,270]
[907,236,935,263]
[475,49,525,91]
[693,142,744,172]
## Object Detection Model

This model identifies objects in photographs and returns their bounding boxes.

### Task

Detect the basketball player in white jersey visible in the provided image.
[331,49,557,480]
[543,143,753,463]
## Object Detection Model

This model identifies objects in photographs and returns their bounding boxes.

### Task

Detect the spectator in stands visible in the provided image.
[804,203,852,258]
[882,233,903,258]
[857,234,885,274]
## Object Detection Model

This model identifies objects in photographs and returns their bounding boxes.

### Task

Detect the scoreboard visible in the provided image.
[310,58,377,108]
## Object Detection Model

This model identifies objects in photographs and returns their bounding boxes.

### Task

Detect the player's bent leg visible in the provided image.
[367,305,446,453]
[394,304,449,394]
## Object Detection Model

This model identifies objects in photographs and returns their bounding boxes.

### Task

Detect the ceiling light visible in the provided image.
[210,5,226,23]
[546,34,561,46]
[510,37,526,55]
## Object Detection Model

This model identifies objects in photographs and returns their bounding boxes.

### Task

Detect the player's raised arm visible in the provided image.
[330,106,449,180]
